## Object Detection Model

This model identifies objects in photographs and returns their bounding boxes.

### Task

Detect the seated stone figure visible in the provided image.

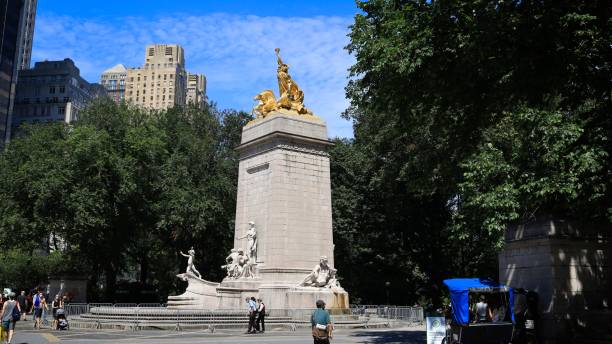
[298,256,337,288]
[221,248,240,278]
[222,248,255,279]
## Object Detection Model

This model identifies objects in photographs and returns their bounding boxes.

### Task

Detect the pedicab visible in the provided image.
[442,278,515,344]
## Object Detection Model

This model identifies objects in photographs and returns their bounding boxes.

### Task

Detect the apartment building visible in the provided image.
[12,58,106,127]
[125,44,187,110]
[186,72,206,108]
[100,64,126,103]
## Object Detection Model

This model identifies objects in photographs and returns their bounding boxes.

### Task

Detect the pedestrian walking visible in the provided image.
[31,291,44,329]
[51,296,62,330]
[1,292,21,344]
[16,292,26,321]
[245,297,258,334]
[25,293,32,319]
[311,300,333,344]
[256,298,266,333]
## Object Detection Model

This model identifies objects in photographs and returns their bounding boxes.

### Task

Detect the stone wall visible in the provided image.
[499,217,611,342]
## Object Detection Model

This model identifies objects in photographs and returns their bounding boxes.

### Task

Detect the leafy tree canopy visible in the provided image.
[0,99,250,300]
[332,0,610,304]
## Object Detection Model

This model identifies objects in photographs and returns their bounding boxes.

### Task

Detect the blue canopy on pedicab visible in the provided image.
[443,278,514,326]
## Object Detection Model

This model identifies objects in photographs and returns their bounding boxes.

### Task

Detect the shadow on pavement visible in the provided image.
[350,329,426,344]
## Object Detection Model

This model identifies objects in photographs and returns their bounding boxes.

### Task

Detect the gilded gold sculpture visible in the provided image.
[253,90,277,119]
[252,48,312,119]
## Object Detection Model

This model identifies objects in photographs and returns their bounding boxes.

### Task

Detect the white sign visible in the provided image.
[426,316,446,344]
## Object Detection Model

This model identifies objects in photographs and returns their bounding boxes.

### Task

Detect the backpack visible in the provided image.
[10,302,20,322]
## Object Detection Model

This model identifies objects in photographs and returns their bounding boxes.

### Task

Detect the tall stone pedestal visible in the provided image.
[499,217,611,343]
[169,111,349,310]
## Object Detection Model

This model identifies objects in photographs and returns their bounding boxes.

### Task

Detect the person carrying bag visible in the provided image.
[311,300,333,344]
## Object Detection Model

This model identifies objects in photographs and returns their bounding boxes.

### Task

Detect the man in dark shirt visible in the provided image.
[16,291,26,321]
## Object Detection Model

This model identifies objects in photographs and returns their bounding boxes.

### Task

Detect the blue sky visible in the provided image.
[32,1,360,138]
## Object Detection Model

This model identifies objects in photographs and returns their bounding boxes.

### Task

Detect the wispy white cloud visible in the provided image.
[32,13,355,138]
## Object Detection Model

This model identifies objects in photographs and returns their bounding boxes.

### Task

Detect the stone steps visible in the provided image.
[68,314,378,331]
[68,309,373,331]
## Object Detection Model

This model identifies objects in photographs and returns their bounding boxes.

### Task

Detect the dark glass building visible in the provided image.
[0,0,23,148]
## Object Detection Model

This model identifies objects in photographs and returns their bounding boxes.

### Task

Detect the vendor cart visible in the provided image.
[442,278,515,344]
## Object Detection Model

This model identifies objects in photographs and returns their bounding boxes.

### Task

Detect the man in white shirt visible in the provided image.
[475,294,492,322]
[246,297,258,334]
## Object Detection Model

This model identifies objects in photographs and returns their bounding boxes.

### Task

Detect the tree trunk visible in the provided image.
[140,258,148,285]
[104,264,117,302]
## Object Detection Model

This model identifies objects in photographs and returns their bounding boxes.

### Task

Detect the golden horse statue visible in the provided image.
[252,90,277,119]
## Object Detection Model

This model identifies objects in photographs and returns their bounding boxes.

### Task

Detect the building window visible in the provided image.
[64,97,69,102]
[148,48,154,56]
[52,97,58,103]
[59,86,65,93]
[150,96,153,101]
[49,86,56,94]
[165,47,172,55]
[164,74,167,80]
[58,106,65,115]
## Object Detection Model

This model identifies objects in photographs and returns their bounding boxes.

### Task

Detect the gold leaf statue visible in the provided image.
[252,48,311,119]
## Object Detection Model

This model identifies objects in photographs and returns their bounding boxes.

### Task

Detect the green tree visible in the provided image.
[0,99,250,300]
[339,0,611,304]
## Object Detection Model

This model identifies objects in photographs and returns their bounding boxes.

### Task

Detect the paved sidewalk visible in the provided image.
[10,326,425,344]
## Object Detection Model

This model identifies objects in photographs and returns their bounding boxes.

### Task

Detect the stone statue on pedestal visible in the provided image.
[221,248,240,278]
[222,248,256,279]
[238,221,258,261]
[180,247,202,279]
[298,256,339,288]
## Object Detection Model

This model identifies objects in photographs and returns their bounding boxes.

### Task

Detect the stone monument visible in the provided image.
[168,49,349,310]
[499,216,611,342]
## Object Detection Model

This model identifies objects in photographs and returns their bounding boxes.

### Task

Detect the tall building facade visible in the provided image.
[16,0,36,70]
[125,44,187,110]
[12,58,106,128]
[186,72,206,108]
[103,44,206,110]
[1,0,36,147]
[100,64,126,103]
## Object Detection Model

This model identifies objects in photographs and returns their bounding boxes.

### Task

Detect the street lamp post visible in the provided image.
[385,281,391,305]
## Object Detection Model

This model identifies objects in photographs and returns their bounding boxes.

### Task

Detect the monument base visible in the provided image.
[285,287,349,310]
[499,216,611,343]
[167,273,219,309]
[168,273,349,310]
